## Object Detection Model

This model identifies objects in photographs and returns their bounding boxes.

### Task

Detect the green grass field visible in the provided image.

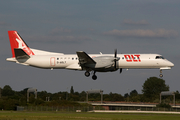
[0,111,180,120]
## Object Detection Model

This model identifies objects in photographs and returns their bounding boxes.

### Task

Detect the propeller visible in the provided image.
[114,49,120,70]
[114,49,122,73]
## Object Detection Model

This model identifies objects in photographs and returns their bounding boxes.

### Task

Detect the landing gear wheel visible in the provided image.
[159,70,163,78]
[85,71,90,77]
[92,75,97,80]
[159,74,163,78]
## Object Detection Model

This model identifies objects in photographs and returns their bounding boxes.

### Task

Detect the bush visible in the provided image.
[156,103,171,108]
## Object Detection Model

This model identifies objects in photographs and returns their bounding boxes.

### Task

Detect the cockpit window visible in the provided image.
[156,56,165,59]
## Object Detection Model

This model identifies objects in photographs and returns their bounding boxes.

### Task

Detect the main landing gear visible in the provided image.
[85,71,90,77]
[85,71,97,80]
[159,69,163,78]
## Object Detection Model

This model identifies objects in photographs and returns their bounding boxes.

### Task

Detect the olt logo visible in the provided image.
[124,55,141,62]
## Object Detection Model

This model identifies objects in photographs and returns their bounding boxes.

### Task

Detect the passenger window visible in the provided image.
[72,58,74,60]
[57,58,59,60]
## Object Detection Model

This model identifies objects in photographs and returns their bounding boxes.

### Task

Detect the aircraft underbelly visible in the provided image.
[119,60,162,69]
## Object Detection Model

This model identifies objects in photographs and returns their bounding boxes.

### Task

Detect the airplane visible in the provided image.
[6,31,174,80]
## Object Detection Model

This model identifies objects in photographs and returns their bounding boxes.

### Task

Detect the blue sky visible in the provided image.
[0,0,180,95]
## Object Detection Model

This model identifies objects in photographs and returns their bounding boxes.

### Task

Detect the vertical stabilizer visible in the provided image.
[8,31,34,58]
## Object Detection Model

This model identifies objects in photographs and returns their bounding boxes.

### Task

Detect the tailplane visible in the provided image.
[8,31,34,58]
[14,48,30,59]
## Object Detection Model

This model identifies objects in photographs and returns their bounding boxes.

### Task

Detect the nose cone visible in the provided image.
[169,62,174,67]
[166,60,174,68]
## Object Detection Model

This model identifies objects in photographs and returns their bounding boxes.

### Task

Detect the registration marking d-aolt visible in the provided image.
[124,55,141,62]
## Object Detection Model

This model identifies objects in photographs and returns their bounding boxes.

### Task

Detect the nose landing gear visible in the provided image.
[159,69,163,78]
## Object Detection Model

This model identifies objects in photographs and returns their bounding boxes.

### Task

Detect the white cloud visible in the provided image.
[0,21,11,26]
[49,28,72,35]
[22,28,92,43]
[47,35,91,42]
[104,29,178,38]
[123,19,149,26]
[27,33,91,43]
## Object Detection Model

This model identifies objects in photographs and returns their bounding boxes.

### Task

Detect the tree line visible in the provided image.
[0,77,180,110]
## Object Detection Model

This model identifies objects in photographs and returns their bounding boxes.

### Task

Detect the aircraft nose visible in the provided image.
[169,61,174,67]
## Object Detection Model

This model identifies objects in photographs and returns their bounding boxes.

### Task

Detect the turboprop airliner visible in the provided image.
[6,31,174,80]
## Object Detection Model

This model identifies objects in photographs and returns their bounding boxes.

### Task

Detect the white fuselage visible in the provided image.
[6,30,174,80]
[7,53,174,71]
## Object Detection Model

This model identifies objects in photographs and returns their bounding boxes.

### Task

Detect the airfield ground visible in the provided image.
[0,111,180,120]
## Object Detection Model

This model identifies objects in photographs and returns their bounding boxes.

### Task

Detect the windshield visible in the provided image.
[155,56,165,59]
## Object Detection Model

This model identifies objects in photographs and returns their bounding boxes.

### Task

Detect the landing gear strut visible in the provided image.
[159,69,163,78]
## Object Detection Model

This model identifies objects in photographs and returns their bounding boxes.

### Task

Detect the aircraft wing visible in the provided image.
[76,51,96,65]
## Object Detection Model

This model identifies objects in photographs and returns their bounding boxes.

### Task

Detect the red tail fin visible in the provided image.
[8,31,34,58]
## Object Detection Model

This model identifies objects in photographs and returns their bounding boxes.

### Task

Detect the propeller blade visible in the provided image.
[114,49,117,69]
[114,59,117,69]
[120,68,122,73]
[114,49,117,58]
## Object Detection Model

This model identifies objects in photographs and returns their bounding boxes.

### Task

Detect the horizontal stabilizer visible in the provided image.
[14,48,30,59]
